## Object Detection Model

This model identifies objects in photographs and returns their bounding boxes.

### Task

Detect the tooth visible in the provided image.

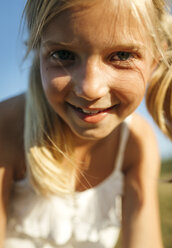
[82,109,100,114]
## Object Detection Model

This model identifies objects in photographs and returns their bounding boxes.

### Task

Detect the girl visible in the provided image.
[0,0,172,247]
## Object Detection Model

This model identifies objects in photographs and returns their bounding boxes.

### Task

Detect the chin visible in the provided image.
[69,123,118,142]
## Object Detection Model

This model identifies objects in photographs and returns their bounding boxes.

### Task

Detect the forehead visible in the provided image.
[42,0,149,48]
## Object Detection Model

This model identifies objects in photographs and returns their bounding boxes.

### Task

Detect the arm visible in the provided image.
[0,165,13,248]
[0,96,24,247]
[0,128,14,247]
[122,115,163,248]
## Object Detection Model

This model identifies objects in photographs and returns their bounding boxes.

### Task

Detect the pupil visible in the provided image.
[117,52,130,61]
[58,50,73,60]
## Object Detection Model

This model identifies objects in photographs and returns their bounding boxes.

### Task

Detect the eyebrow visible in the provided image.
[41,40,77,49]
[41,39,145,53]
[106,41,145,50]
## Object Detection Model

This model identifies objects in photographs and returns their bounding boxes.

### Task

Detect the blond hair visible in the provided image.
[23,0,172,196]
[146,10,172,140]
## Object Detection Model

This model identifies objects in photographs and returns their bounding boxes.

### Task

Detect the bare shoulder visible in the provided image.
[123,113,160,180]
[0,94,26,179]
[0,93,25,122]
[130,113,159,153]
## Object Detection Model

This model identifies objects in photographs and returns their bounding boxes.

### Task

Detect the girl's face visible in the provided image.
[40,1,155,141]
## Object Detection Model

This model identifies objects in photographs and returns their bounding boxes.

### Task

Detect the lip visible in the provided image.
[67,102,120,123]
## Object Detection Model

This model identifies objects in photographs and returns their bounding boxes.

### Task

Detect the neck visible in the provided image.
[72,126,121,192]
[71,126,120,170]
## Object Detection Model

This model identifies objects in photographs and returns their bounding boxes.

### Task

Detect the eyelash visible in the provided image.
[49,49,138,69]
[50,50,76,65]
[109,51,137,69]
[111,51,133,61]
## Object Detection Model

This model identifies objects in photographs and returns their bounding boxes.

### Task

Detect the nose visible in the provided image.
[72,57,109,101]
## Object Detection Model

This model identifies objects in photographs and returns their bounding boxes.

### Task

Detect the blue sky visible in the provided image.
[0,1,172,159]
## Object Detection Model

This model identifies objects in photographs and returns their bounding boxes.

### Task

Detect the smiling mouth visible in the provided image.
[67,102,120,115]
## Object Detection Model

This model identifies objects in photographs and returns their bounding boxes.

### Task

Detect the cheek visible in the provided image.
[111,69,147,104]
[40,63,71,102]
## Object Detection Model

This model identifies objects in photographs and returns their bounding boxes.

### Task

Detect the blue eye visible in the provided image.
[110,51,132,62]
[109,51,136,69]
[116,51,131,61]
[51,50,75,61]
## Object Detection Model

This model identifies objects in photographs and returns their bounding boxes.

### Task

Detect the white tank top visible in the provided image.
[5,118,131,248]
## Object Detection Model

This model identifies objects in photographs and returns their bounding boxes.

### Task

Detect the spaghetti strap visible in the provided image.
[114,115,132,172]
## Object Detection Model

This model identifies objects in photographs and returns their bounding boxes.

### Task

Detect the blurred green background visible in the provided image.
[115,158,172,248]
[159,159,172,248]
